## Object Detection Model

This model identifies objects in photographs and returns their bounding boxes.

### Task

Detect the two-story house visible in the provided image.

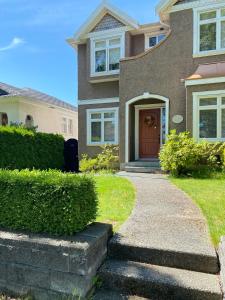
[68,0,225,169]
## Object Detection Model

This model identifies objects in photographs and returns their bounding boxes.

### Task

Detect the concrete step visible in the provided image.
[99,259,222,300]
[124,166,162,174]
[93,289,150,299]
[126,161,160,168]
[109,237,219,274]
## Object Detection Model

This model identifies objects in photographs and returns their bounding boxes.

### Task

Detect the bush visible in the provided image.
[0,169,97,235]
[0,126,64,170]
[160,130,225,176]
[80,145,119,173]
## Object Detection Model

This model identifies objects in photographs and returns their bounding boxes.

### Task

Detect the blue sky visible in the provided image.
[0,0,159,106]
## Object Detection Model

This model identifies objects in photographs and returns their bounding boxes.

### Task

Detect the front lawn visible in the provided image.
[170,172,225,246]
[95,175,136,230]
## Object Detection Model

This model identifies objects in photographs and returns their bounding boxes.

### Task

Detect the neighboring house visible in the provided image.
[68,0,225,168]
[0,83,78,140]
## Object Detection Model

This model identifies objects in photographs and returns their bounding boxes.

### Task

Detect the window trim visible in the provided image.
[144,33,166,50]
[193,4,225,57]
[90,32,125,77]
[193,90,225,141]
[86,107,119,146]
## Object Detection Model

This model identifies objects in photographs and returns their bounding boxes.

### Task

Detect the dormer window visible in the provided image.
[145,34,166,50]
[194,6,225,56]
[91,33,125,77]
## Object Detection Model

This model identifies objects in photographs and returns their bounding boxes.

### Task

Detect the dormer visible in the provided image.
[68,1,139,79]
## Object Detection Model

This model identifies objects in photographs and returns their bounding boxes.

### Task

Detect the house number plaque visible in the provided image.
[172,115,183,124]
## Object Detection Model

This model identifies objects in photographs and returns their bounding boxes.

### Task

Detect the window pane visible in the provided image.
[200,23,216,51]
[95,41,106,48]
[91,113,101,119]
[109,48,120,71]
[104,112,115,119]
[221,9,225,17]
[222,97,225,105]
[95,50,106,72]
[222,109,225,138]
[199,110,217,138]
[91,122,101,142]
[221,21,225,48]
[158,34,166,43]
[104,121,115,142]
[68,119,73,135]
[149,36,157,47]
[200,11,216,21]
[199,98,217,106]
[109,38,120,46]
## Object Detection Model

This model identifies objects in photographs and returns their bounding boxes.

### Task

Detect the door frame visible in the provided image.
[135,104,165,160]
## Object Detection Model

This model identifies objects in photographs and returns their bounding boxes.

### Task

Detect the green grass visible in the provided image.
[94,175,136,231]
[170,172,225,246]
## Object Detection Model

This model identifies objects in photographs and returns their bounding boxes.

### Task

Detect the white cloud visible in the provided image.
[0,37,25,52]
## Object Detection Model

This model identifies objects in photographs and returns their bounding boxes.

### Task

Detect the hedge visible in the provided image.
[0,126,64,170]
[0,170,97,235]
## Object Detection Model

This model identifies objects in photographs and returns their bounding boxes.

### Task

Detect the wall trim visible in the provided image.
[186,77,225,87]
[125,92,169,163]
[78,97,119,106]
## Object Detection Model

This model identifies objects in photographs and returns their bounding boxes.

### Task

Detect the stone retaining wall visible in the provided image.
[0,223,112,300]
[219,236,225,300]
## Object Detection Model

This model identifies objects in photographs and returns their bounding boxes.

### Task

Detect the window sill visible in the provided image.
[197,138,225,142]
[193,50,225,58]
[89,75,119,84]
[87,142,118,147]
[90,70,120,77]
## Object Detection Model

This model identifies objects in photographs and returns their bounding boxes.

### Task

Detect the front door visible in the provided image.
[139,109,161,158]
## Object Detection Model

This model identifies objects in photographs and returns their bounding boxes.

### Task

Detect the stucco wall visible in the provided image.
[1,97,78,140]
[118,8,225,163]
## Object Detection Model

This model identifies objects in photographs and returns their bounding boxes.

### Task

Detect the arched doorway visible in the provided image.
[125,92,169,163]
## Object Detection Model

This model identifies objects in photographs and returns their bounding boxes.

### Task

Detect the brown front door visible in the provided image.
[139,109,161,158]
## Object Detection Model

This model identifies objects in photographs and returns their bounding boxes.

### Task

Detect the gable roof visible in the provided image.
[68,1,139,47]
[0,82,77,112]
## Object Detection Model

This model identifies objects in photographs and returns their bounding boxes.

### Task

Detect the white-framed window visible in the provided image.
[194,5,225,56]
[62,117,73,135]
[193,91,225,141]
[86,108,119,145]
[90,33,125,77]
[145,34,166,50]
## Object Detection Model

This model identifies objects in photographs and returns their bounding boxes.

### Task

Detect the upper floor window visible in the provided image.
[145,34,166,50]
[91,34,125,77]
[0,113,8,126]
[194,6,225,56]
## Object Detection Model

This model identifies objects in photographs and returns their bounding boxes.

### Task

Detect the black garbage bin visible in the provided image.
[64,139,79,173]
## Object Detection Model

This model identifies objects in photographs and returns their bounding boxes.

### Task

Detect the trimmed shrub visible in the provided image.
[160,130,225,176]
[80,145,119,173]
[0,126,64,170]
[0,169,97,235]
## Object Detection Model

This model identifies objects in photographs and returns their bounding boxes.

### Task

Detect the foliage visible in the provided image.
[0,126,64,170]
[0,169,97,235]
[160,130,225,176]
[80,145,119,173]
[171,172,225,245]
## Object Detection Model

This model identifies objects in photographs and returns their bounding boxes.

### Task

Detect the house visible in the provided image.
[68,0,225,169]
[0,82,78,140]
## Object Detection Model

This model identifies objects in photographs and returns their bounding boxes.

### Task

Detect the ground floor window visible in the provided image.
[0,112,8,126]
[87,108,119,145]
[193,91,225,140]
[62,117,74,135]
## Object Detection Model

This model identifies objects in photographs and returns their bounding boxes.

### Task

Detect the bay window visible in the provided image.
[193,92,225,140]
[195,6,225,55]
[87,108,118,145]
[91,34,124,76]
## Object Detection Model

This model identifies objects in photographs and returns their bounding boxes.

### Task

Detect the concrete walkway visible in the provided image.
[113,172,218,273]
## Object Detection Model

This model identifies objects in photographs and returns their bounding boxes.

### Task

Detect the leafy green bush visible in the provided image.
[160,130,225,176]
[80,145,119,173]
[0,126,64,170]
[0,169,97,235]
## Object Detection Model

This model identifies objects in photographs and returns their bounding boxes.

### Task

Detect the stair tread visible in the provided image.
[100,259,222,296]
[93,289,150,300]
